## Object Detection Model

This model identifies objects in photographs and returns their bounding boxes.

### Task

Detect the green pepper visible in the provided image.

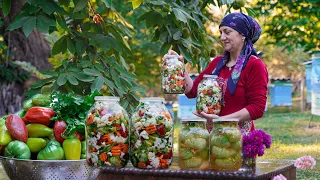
[23,98,33,111]
[81,154,86,159]
[26,123,53,137]
[0,124,12,146]
[15,110,26,118]
[26,138,47,153]
[4,140,31,159]
[32,94,51,107]
[37,140,64,160]
[63,138,81,160]
[81,141,86,154]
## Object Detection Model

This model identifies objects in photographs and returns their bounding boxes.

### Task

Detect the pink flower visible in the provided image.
[272,174,287,180]
[294,155,316,170]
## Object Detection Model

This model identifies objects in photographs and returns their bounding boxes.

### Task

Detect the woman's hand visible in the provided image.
[163,50,184,62]
[192,111,219,120]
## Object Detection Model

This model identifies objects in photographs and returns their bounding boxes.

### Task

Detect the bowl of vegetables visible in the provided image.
[0,92,100,180]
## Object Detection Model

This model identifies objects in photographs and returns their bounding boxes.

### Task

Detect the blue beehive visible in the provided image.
[270,78,292,106]
[303,61,312,103]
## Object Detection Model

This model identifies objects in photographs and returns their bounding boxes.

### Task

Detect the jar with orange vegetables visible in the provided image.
[85,96,130,168]
[130,97,174,169]
[162,55,185,94]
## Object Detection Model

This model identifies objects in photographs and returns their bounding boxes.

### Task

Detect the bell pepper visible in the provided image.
[26,138,47,153]
[25,107,55,126]
[0,124,12,146]
[5,114,28,142]
[37,140,64,160]
[63,138,81,160]
[4,140,31,159]
[81,140,86,154]
[26,123,53,137]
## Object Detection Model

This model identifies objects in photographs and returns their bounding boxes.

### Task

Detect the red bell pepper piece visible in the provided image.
[25,107,55,126]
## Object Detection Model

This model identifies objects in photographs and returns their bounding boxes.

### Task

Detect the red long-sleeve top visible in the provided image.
[186,55,268,132]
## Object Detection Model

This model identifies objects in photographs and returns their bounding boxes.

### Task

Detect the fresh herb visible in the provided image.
[51,91,100,137]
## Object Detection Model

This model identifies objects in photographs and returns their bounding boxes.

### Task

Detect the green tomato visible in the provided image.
[211,146,236,158]
[4,140,31,159]
[26,138,46,153]
[81,141,86,154]
[81,154,86,159]
[184,157,202,168]
[37,140,64,160]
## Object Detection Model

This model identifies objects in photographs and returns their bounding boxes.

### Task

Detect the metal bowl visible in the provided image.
[0,156,100,180]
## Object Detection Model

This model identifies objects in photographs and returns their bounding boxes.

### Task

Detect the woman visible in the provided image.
[167,12,268,134]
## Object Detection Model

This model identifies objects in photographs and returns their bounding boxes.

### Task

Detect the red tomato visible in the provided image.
[54,120,67,144]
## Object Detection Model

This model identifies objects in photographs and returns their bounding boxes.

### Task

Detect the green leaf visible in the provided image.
[101,0,111,8]
[30,77,54,88]
[27,0,40,5]
[129,0,142,10]
[130,85,145,92]
[57,73,67,86]
[122,100,129,110]
[104,78,115,90]
[36,15,52,33]
[56,15,68,30]
[91,76,104,92]
[160,43,171,55]
[40,0,55,15]
[173,30,182,40]
[72,72,95,82]
[147,0,166,5]
[3,0,11,16]
[52,36,66,55]
[245,7,257,17]
[67,38,75,54]
[6,16,29,30]
[22,16,36,37]
[83,68,101,76]
[110,68,121,87]
[74,0,88,12]
[58,0,70,6]
[67,74,79,85]
[173,8,187,23]
[178,44,192,62]
[28,6,41,14]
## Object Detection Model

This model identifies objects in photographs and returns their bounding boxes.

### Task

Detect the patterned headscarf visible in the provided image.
[213,12,261,95]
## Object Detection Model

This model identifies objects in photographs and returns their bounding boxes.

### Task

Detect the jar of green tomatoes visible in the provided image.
[178,118,209,170]
[210,118,242,172]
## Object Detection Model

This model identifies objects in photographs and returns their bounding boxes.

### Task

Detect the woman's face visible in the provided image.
[219,26,244,53]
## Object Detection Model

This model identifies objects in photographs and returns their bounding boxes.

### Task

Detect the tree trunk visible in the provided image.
[0,0,52,117]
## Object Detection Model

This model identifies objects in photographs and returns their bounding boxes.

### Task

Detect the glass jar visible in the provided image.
[130,97,174,169]
[196,75,222,114]
[162,55,185,94]
[85,96,130,168]
[178,118,209,170]
[210,118,242,172]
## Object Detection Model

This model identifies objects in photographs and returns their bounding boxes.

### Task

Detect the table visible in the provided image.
[97,159,296,180]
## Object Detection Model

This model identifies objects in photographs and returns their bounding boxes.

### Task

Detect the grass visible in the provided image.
[256,111,320,179]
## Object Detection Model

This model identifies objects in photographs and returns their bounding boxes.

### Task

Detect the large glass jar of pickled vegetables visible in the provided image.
[196,75,222,114]
[179,118,209,170]
[210,118,242,172]
[162,55,185,94]
[130,97,174,169]
[85,96,130,168]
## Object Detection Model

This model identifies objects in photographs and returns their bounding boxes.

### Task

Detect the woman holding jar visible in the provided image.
[165,12,268,134]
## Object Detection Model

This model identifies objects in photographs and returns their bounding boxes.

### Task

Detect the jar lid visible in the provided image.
[212,117,239,122]
[140,97,165,103]
[203,74,218,78]
[164,54,180,59]
[181,118,206,122]
[94,96,120,101]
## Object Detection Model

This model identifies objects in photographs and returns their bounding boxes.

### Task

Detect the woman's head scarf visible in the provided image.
[213,12,262,95]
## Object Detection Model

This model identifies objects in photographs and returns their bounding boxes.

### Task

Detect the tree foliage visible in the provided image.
[253,0,320,52]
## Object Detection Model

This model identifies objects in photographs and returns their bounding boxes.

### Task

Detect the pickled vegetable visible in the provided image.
[86,96,130,168]
[196,75,222,114]
[179,119,209,170]
[162,55,185,94]
[210,118,242,172]
[130,98,174,169]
